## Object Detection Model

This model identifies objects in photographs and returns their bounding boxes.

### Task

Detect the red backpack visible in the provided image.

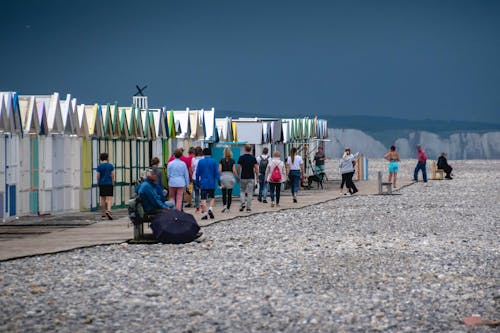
[270,163,282,182]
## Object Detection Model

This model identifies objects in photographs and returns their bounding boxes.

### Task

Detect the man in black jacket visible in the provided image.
[437,152,453,179]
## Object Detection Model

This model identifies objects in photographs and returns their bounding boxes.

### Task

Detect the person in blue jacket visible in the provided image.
[137,169,174,214]
[195,147,220,220]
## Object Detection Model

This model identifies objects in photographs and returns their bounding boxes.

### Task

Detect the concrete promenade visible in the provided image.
[0,178,414,261]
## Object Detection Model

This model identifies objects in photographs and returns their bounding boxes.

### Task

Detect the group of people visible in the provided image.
[96,142,454,221]
[382,144,453,187]
[114,144,308,221]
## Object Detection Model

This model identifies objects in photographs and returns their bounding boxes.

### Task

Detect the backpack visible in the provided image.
[259,156,269,174]
[270,163,282,182]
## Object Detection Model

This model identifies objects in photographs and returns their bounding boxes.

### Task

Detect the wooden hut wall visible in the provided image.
[52,135,66,213]
[81,137,93,211]
[4,135,19,218]
[18,134,31,216]
[38,135,53,215]
[67,136,81,211]
[0,135,4,220]
[29,135,39,215]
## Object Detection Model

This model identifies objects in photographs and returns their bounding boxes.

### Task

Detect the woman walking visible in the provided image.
[384,145,400,188]
[339,148,359,195]
[167,148,190,210]
[219,147,238,212]
[96,152,114,220]
[286,147,304,203]
[265,150,286,207]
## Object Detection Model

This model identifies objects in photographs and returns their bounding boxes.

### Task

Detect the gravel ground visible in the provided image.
[0,160,499,332]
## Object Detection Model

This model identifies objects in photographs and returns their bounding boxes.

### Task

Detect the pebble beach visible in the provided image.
[0,160,499,332]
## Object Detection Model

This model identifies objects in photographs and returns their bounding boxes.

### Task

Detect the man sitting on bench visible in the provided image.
[137,168,174,215]
[437,152,453,180]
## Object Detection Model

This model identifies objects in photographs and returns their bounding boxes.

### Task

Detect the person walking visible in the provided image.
[219,147,238,213]
[286,147,304,203]
[384,145,400,188]
[256,147,270,203]
[195,147,220,220]
[265,150,286,208]
[414,144,428,182]
[167,148,190,210]
[237,144,258,212]
[96,152,115,220]
[190,146,203,213]
[339,148,359,195]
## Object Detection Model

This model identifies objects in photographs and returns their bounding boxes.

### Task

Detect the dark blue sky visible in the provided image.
[1,0,499,123]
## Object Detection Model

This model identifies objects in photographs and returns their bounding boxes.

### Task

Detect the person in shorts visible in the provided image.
[384,145,400,188]
[194,147,220,220]
[96,152,114,220]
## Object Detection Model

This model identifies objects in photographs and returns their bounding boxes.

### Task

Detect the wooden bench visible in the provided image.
[431,161,444,180]
[127,197,155,241]
[378,171,393,194]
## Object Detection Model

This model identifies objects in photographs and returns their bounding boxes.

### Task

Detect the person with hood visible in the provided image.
[137,169,174,215]
[437,152,453,179]
[339,148,359,195]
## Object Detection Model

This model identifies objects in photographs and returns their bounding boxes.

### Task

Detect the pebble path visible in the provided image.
[0,160,498,332]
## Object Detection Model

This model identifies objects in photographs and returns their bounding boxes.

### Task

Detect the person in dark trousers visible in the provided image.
[339,148,359,195]
[413,144,428,182]
[286,147,304,203]
[437,152,453,179]
[195,147,220,220]
[256,147,270,203]
[219,147,238,212]
[237,144,258,212]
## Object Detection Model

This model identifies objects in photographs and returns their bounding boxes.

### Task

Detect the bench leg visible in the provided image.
[134,223,144,241]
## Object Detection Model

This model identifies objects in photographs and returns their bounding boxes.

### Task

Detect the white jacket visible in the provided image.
[339,152,359,174]
[265,158,286,183]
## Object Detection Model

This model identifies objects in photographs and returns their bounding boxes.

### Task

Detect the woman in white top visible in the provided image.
[265,150,286,207]
[339,148,359,195]
[286,147,304,203]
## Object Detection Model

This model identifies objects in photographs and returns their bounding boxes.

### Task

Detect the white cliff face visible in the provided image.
[325,128,387,159]
[326,128,500,159]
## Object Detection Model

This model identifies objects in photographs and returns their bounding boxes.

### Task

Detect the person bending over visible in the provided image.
[137,169,174,215]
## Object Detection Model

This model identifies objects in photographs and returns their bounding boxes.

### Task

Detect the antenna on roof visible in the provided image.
[133,84,148,110]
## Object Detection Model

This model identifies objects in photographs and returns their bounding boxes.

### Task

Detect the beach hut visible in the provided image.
[0,92,24,219]
[80,104,98,211]
[17,95,40,215]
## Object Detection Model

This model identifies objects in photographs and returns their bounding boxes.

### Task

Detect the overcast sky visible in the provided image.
[1,0,499,123]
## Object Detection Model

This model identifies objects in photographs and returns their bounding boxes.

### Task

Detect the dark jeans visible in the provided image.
[258,174,268,200]
[288,170,301,195]
[269,182,282,204]
[414,162,427,182]
[222,188,233,209]
[346,171,358,193]
[340,173,348,189]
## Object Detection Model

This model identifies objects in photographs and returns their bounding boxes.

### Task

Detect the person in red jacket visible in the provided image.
[413,144,428,182]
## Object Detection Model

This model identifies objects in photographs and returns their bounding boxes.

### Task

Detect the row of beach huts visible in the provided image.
[0,92,328,221]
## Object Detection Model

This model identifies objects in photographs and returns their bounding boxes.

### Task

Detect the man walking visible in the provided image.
[237,144,258,212]
[195,147,220,220]
[414,144,428,182]
[256,147,270,203]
